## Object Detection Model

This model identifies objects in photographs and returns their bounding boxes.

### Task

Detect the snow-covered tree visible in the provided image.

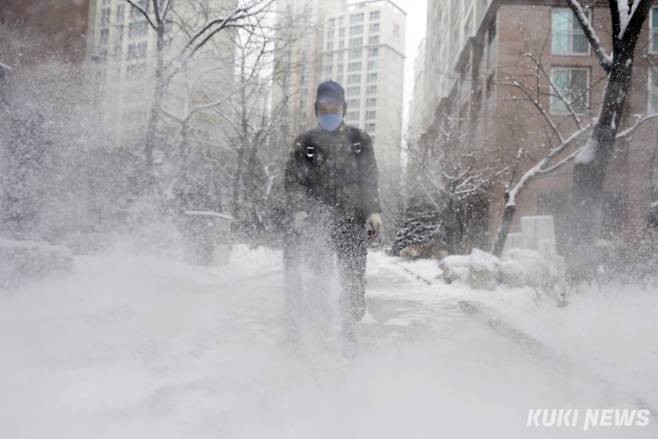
[123,0,274,193]
[491,20,658,259]
[565,0,655,263]
[404,114,505,255]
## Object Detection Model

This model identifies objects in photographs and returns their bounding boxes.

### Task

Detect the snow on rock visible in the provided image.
[439,254,471,284]
[0,238,73,288]
[440,249,500,290]
[500,248,565,292]
[467,249,501,290]
[440,248,564,293]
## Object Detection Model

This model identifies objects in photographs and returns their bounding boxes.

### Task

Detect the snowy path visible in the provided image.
[1,246,657,438]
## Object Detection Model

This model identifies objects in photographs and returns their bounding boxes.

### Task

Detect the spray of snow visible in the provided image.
[1,245,657,438]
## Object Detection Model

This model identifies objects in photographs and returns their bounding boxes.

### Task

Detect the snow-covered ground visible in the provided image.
[1,244,657,438]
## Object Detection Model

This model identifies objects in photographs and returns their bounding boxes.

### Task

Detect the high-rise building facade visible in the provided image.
[421,0,493,136]
[319,0,406,181]
[271,0,346,160]
[407,38,426,145]
[86,0,237,145]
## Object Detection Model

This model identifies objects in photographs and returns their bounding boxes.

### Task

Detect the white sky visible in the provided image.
[396,0,427,138]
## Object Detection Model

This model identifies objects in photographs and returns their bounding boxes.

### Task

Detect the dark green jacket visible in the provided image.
[284,123,381,223]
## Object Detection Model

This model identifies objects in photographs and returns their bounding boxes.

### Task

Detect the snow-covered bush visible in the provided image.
[0,238,73,288]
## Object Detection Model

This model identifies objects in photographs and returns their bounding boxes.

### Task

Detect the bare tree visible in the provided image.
[405,114,507,254]
[124,0,274,192]
[158,6,303,242]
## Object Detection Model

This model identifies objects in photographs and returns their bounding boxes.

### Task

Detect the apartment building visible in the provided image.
[420,0,494,137]
[319,0,406,184]
[0,0,90,65]
[86,0,237,145]
[416,0,658,250]
[408,38,426,145]
[271,0,345,156]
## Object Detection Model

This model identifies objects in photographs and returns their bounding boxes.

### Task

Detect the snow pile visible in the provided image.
[0,238,73,288]
[500,248,565,291]
[440,248,564,292]
[440,249,500,290]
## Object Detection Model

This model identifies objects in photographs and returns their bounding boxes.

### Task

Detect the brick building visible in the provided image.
[0,0,90,64]
[414,0,658,252]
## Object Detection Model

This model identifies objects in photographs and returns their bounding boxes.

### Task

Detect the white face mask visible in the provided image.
[318,114,343,132]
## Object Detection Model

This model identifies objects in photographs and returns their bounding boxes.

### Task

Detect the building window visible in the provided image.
[326,41,334,51]
[99,28,109,45]
[366,122,376,132]
[347,98,360,108]
[129,20,148,38]
[367,60,377,70]
[115,25,124,43]
[552,8,590,55]
[367,72,378,83]
[366,97,376,107]
[328,18,336,27]
[116,4,125,21]
[101,8,111,25]
[327,29,335,40]
[368,47,379,58]
[550,67,589,114]
[350,13,364,23]
[366,110,376,120]
[337,63,344,74]
[349,48,361,59]
[350,37,362,47]
[130,0,147,18]
[366,85,377,95]
[350,25,363,35]
[369,10,380,21]
[347,73,361,84]
[339,40,345,49]
[346,111,359,121]
[369,22,380,33]
[339,28,345,38]
[648,67,658,113]
[651,7,658,52]
[368,35,380,45]
[347,85,361,96]
[348,61,362,72]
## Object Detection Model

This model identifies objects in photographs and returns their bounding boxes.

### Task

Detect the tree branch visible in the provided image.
[564,0,613,71]
[124,0,158,30]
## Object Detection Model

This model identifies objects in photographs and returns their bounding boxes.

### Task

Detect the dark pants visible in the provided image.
[283,214,368,342]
